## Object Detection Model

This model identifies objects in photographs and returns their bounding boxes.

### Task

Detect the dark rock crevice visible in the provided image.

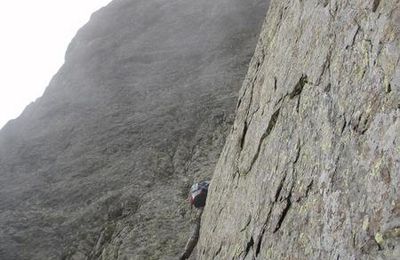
[289,75,308,99]
[273,196,292,233]
[242,108,280,175]
[243,236,254,258]
[274,173,287,202]
[214,244,222,257]
[372,0,381,12]
[255,228,265,257]
[240,123,249,150]
[240,215,252,232]
[350,110,371,135]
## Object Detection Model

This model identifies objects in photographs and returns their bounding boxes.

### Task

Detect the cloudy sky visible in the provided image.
[0,0,112,129]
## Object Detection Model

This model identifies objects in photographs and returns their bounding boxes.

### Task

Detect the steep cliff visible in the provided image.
[200,0,400,259]
[0,0,268,259]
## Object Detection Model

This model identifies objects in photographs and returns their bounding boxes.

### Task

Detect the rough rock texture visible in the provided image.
[0,0,268,259]
[199,0,400,259]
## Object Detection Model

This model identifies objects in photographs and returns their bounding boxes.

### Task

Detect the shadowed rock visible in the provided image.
[0,0,269,259]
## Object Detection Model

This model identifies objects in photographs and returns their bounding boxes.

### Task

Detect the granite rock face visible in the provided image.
[199,0,400,259]
[0,0,268,259]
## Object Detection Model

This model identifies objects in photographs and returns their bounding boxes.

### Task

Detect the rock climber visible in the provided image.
[180,180,210,260]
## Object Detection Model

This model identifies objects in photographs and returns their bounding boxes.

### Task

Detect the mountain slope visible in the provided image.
[199,0,400,259]
[0,0,269,259]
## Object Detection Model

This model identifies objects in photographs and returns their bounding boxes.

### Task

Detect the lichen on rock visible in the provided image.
[199,0,400,259]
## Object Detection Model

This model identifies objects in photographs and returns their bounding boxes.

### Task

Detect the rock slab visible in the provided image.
[199,0,400,259]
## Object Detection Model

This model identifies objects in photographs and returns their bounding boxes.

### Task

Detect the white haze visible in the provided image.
[0,0,112,129]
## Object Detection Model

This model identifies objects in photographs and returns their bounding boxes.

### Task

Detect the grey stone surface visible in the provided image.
[0,0,268,259]
[199,0,400,259]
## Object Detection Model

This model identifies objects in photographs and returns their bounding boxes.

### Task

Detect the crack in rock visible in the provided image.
[273,196,292,233]
[214,244,222,257]
[240,215,252,232]
[243,236,254,258]
[275,173,287,202]
[290,75,308,99]
[372,0,381,12]
[255,228,266,256]
[243,108,281,175]
[240,123,248,150]
[350,110,371,134]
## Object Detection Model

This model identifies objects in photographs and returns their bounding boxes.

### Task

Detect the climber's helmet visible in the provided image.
[189,180,210,209]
